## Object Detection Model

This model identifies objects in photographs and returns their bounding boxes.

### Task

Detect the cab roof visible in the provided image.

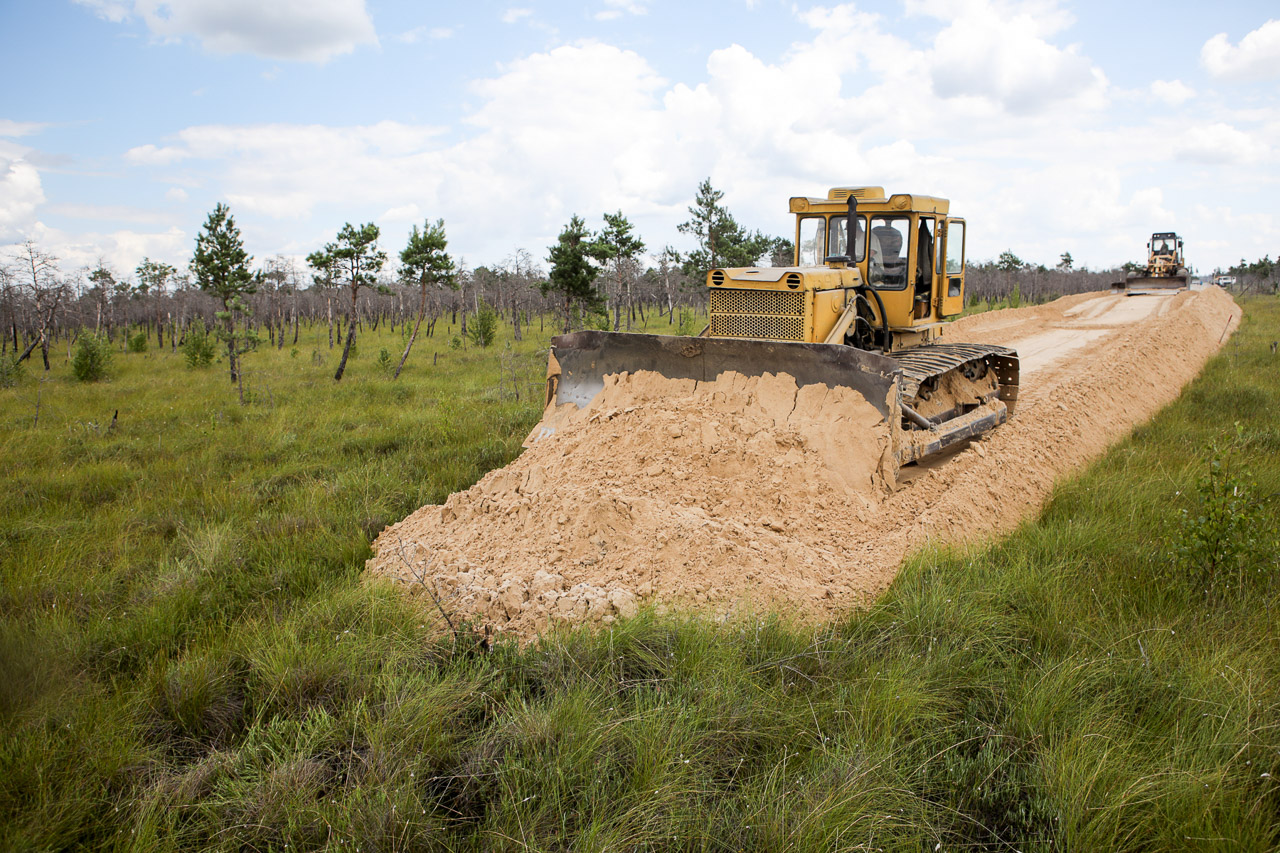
[789,187,951,215]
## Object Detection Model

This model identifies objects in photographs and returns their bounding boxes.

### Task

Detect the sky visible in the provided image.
[1,0,1277,280]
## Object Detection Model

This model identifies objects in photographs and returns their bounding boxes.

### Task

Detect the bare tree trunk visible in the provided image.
[326,296,334,349]
[626,272,633,330]
[334,287,357,381]
[16,294,63,366]
[394,281,429,380]
[223,300,238,384]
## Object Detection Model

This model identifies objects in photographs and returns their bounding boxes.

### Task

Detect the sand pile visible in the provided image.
[368,286,1239,640]
[368,370,894,637]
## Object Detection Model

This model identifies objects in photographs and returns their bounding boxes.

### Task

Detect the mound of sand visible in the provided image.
[367,286,1239,640]
[370,370,895,637]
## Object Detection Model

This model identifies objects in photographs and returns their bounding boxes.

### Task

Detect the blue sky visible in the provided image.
[2,0,1277,279]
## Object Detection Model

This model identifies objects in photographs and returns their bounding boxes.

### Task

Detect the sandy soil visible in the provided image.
[367,287,1240,640]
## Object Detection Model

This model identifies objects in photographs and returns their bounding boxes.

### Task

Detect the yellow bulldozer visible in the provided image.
[1119,231,1190,293]
[544,187,1020,470]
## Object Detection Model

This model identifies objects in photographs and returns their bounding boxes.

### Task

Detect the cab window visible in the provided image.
[829,215,868,263]
[867,215,910,289]
[797,217,826,266]
[945,221,965,274]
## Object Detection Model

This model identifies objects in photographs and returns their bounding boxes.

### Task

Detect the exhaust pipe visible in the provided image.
[825,196,858,264]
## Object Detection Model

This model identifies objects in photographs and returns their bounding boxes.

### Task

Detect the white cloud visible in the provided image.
[72,0,130,23]
[111,6,1134,264]
[127,121,449,223]
[1150,79,1194,106]
[595,0,647,21]
[924,0,1106,115]
[45,203,172,225]
[166,187,189,202]
[0,120,49,139]
[77,0,378,62]
[0,157,45,241]
[380,203,422,223]
[1202,20,1280,81]
[126,143,190,165]
[1175,122,1270,165]
[34,224,190,275]
[502,8,533,24]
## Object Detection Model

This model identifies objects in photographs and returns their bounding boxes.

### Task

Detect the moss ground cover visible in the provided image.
[2,300,1278,851]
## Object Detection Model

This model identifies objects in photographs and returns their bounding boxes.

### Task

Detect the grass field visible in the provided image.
[2,299,1278,851]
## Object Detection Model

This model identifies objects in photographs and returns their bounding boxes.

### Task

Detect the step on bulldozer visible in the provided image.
[541,187,1020,472]
[1115,232,1190,294]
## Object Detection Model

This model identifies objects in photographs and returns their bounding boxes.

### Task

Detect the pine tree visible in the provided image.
[308,223,386,381]
[677,178,774,281]
[544,215,602,334]
[191,203,256,389]
[588,211,646,331]
[396,219,456,378]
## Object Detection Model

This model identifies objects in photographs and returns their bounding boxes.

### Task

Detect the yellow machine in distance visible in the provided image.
[1120,231,1190,293]
[546,187,1020,469]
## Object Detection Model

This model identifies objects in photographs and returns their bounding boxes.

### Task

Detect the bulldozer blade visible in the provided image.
[1124,275,1188,295]
[547,330,902,420]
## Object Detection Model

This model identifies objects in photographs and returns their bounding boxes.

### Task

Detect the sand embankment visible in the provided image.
[367,286,1239,640]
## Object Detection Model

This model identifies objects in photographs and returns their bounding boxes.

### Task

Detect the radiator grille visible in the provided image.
[710,315,806,340]
[709,288,806,341]
[709,289,804,316]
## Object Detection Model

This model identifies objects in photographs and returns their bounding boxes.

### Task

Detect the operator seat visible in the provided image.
[872,226,905,286]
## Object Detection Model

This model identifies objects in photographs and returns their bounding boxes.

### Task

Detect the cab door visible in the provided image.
[939,218,966,317]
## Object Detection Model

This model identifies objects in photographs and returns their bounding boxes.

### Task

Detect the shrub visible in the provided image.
[677,307,702,336]
[72,334,112,382]
[127,329,148,353]
[183,319,217,369]
[376,348,394,377]
[0,356,23,388]
[1175,440,1275,597]
[467,301,498,348]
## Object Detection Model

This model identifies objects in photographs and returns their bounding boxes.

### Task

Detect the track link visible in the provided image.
[887,343,1020,415]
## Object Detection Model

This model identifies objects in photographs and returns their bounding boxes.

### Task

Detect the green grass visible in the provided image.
[2,300,1279,851]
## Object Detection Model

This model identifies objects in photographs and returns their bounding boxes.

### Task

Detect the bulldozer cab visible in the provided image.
[792,188,967,340]
[1148,232,1182,264]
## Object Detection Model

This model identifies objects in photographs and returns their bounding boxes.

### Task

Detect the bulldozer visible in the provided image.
[541,187,1020,471]
[1118,232,1190,294]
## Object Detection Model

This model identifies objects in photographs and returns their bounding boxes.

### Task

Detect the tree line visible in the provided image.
[7,180,1216,386]
[1218,255,1279,295]
[0,179,782,384]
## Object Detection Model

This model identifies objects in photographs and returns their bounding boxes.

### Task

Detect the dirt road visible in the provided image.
[368,287,1239,640]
